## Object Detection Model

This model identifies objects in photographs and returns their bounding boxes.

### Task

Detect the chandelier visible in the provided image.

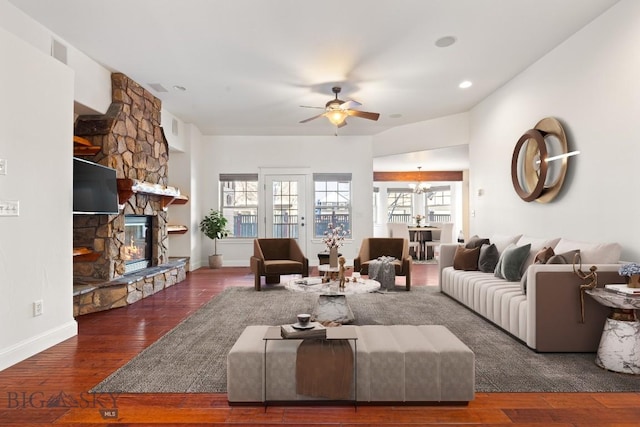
[408,166,431,194]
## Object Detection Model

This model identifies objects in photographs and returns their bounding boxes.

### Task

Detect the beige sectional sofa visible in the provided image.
[438,234,624,352]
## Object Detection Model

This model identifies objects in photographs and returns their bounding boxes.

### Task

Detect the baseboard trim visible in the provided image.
[0,320,78,371]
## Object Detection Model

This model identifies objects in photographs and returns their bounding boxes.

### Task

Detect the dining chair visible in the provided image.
[386,223,421,259]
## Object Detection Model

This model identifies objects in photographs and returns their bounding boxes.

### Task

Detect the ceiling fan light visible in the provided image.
[327,110,347,126]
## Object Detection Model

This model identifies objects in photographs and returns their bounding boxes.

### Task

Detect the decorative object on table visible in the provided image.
[618,262,640,288]
[338,256,347,290]
[604,284,640,296]
[297,313,311,326]
[322,223,348,268]
[413,214,424,227]
[199,209,229,269]
[511,117,579,203]
[280,321,327,339]
[572,252,598,323]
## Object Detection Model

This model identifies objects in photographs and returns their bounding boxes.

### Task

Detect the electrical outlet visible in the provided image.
[33,300,43,317]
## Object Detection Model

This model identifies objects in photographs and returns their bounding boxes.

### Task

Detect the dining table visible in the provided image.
[408,226,440,260]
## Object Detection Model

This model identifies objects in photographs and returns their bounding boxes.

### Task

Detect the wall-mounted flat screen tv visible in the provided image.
[73,157,119,214]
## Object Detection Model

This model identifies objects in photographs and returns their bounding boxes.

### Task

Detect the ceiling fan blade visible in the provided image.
[337,120,348,128]
[346,110,380,121]
[340,100,361,110]
[299,112,326,123]
[299,105,324,109]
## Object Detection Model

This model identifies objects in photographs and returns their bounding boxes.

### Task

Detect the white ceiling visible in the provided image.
[9,0,618,170]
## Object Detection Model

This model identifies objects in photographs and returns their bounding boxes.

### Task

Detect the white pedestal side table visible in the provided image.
[585,288,640,374]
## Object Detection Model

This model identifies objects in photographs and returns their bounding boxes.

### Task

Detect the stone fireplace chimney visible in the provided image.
[73,73,170,281]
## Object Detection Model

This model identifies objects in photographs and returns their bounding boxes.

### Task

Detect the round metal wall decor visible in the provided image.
[511,117,569,203]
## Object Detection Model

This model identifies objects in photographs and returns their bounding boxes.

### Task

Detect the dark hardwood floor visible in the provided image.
[1,263,639,426]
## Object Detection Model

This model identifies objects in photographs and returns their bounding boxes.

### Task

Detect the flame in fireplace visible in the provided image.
[123,236,144,261]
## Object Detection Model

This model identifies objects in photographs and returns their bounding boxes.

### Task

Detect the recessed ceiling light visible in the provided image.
[459,80,473,89]
[173,85,187,92]
[435,36,457,48]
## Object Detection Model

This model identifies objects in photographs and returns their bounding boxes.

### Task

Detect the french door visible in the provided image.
[264,174,307,253]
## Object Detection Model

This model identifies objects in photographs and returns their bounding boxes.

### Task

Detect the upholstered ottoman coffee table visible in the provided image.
[227,324,475,404]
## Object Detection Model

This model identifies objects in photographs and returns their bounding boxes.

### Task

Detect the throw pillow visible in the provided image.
[521,249,581,295]
[453,245,481,271]
[534,247,555,264]
[478,243,499,273]
[495,243,531,281]
[465,235,490,249]
[547,249,581,265]
[494,243,515,278]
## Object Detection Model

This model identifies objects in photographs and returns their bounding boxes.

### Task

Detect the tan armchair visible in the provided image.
[250,238,309,291]
[353,238,412,290]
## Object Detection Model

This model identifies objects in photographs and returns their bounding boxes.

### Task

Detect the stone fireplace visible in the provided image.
[72,73,187,315]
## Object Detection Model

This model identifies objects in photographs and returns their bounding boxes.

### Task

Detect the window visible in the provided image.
[313,173,352,238]
[220,174,259,238]
[387,189,413,223]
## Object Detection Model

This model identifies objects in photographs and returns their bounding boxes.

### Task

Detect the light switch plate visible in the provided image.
[0,159,6,175]
[0,200,19,216]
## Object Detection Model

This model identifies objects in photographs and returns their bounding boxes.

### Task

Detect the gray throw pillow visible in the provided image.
[547,249,581,264]
[495,243,531,281]
[478,243,499,273]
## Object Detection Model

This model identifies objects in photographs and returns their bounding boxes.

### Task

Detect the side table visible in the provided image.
[585,288,640,374]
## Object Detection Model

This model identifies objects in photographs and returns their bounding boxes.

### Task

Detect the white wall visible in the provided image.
[0,26,77,370]
[371,112,469,157]
[200,135,373,267]
[0,0,111,115]
[468,0,640,261]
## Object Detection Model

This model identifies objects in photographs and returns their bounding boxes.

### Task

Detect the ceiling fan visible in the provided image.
[299,86,380,128]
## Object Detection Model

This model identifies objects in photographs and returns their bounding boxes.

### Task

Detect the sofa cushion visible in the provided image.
[516,235,561,273]
[453,245,480,271]
[553,238,621,264]
[534,247,555,264]
[465,236,490,249]
[490,234,522,254]
[478,243,499,273]
[547,249,581,265]
[495,243,531,281]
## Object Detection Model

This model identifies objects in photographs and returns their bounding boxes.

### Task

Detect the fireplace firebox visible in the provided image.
[124,215,153,274]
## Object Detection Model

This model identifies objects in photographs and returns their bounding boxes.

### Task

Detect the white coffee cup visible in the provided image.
[297,313,311,325]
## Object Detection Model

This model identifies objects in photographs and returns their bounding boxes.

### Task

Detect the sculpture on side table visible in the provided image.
[572,253,598,323]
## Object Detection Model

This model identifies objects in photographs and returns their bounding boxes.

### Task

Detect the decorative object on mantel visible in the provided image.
[322,223,348,268]
[618,262,640,288]
[117,178,188,210]
[199,210,229,269]
[511,117,579,203]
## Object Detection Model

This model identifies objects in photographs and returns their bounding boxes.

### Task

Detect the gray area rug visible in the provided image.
[92,286,640,393]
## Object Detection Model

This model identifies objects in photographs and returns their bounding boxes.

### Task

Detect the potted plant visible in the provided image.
[199,209,229,269]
